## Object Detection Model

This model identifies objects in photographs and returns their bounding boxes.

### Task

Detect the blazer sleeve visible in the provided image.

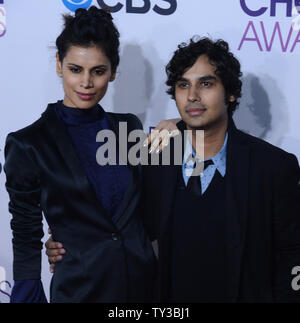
[273,153,300,302]
[4,133,44,280]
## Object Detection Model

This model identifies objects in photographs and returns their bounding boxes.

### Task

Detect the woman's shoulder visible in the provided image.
[6,117,44,145]
[106,112,143,131]
[5,103,55,146]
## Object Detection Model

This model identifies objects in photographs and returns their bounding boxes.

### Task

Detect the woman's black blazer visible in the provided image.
[4,103,156,303]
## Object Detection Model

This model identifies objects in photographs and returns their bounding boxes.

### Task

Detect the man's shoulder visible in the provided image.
[236,128,298,165]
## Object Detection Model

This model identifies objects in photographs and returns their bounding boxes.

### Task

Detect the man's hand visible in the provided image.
[45,229,66,273]
[143,118,180,154]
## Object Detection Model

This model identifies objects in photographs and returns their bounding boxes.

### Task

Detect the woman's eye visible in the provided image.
[70,67,81,73]
[94,69,105,76]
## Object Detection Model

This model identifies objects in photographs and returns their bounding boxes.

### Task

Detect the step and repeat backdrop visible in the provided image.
[0,0,300,302]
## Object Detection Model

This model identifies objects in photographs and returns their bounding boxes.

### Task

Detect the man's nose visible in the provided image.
[187,85,200,102]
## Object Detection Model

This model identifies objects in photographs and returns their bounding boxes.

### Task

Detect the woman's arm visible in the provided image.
[4,133,47,302]
[143,118,180,154]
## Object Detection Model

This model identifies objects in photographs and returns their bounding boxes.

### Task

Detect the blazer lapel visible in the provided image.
[159,164,181,238]
[41,104,114,228]
[225,119,250,302]
[105,112,142,230]
[106,111,137,171]
[157,149,181,301]
[159,120,186,239]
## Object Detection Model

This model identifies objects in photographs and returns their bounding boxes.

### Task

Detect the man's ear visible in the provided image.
[56,53,63,78]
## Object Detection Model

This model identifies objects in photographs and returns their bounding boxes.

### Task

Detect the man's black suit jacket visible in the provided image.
[142,119,300,302]
[4,103,156,303]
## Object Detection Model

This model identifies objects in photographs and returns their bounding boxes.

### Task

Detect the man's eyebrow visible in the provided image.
[198,75,217,82]
[176,77,189,82]
[176,75,217,82]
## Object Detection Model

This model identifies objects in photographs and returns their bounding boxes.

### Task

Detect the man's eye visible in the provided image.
[178,83,189,89]
[201,81,211,88]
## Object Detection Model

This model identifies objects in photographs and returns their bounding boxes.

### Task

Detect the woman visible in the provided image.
[4,6,177,303]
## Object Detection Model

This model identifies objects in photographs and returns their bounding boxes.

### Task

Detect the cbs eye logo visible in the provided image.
[62,0,93,12]
[62,0,177,15]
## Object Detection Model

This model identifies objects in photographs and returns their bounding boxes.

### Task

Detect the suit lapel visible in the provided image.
[225,119,250,301]
[159,163,181,238]
[157,148,181,301]
[41,104,114,228]
[106,112,136,171]
[157,118,250,301]
[106,112,142,230]
[159,121,186,239]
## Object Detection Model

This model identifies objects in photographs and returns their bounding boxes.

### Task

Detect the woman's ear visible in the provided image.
[109,71,116,82]
[56,53,63,78]
[229,95,236,102]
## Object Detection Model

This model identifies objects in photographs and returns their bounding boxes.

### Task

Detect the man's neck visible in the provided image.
[189,118,228,159]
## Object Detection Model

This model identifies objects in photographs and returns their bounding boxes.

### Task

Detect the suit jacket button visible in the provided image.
[111,233,120,241]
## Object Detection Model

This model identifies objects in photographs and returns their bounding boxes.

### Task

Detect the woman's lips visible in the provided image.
[76,92,96,101]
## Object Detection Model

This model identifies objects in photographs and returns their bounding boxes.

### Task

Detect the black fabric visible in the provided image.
[170,171,226,302]
[141,118,300,303]
[4,104,157,303]
[186,159,214,196]
[54,101,132,222]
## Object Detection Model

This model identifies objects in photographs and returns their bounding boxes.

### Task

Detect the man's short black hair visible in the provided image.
[166,37,242,117]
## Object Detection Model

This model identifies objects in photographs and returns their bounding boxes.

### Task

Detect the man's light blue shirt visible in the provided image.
[182,133,228,194]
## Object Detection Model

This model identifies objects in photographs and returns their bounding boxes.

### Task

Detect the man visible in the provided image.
[47,37,300,302]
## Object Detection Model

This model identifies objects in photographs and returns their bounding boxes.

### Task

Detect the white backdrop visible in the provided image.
[0,0,300,302]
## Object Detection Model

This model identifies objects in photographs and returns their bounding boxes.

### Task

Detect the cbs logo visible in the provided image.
[62,0,177,15]
[0,6,6,38]
[62,0,93,12]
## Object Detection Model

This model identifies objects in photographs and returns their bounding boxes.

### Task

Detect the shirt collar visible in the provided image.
[183,132,228,177]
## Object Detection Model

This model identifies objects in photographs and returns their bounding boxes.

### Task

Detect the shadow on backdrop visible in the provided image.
[112,43,169,130]
[234,73,289,147]
[112,43,153,124]
[234,74,272,139]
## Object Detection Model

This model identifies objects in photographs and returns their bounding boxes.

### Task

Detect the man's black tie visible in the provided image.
[187,158,214,195]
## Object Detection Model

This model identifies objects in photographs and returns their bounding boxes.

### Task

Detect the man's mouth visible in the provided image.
[186,107,206,116]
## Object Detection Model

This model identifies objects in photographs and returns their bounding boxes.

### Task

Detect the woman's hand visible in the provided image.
[143,118,180,154]
[45,228,66,273]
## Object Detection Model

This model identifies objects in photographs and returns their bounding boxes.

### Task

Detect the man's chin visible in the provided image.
[184,120,206,131]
